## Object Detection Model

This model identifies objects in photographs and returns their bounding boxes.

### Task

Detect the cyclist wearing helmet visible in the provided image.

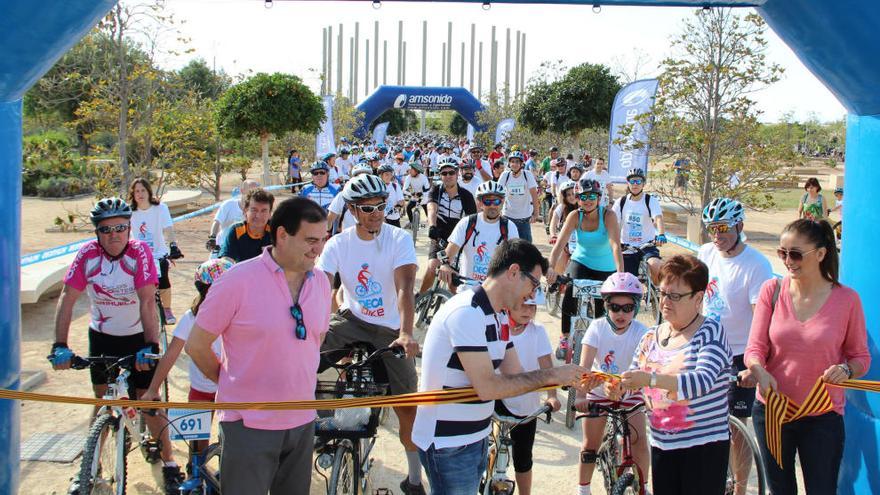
[378,163,406,227]
[316,174,424,494]
[583,157,612,207]
[540,146,560,175]
[50,197,185,493]
[440,181,520,285]
[337,148,353,177]
[469,144,492,181]
[612,168,665,282]
[458,158,483,198]
[327,164,375,234]
[549,180,580,268]
[547,157,568,199]
[525,148,539,174]
[697,198,773,485]
[499,151,540,242]
[548,178,624,356]
[575,272,650,495]
[220,188,275,262]
[321,151,343,184]
[300,160,340,211]
[393,152,408,183]
[419,156,478,295]
[403,161,431,226]
[567,162,585,183]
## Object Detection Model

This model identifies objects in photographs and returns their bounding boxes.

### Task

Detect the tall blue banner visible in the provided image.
[372,122,389,144]
[466,123,474,142]
[607,79,659,183]
[316,95,336,157]
[495,118,515,144]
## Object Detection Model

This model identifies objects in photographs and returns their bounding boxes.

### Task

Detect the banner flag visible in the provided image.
[607,79,659,183]
[373,122,390,144]
[495,118,515,144]
[315,95,337,157]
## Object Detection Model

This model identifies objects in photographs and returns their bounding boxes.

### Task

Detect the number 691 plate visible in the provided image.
[167,409,212,441]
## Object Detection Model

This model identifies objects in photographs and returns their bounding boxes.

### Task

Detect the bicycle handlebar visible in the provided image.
[63,353,162,371]
[337,346,406,373]
[576,401,644,420]
[547,274,572,294]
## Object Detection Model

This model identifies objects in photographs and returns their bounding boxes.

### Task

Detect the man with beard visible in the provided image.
[458,159,483,198]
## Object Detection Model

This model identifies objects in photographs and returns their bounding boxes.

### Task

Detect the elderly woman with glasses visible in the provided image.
[743,219,870,495]
[618,254,733,495]
[548,178,623,358]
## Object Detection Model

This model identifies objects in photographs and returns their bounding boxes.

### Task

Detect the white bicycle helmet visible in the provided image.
[342,174,388,202]
[558,180,577,193]
[626,168,646,180]
[702,197,745,225]
[475,180,506,199]
[438,155,461,170]
[351,163,373,176]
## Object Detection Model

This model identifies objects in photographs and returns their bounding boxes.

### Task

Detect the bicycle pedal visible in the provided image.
[374,489,392,495]
[140,438,162,463]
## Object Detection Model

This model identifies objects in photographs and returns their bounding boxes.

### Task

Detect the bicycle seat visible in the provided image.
[572,279,604,299]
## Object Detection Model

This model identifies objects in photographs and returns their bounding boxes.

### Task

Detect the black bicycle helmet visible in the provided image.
[90,197,132,226]
[576,179,603,194]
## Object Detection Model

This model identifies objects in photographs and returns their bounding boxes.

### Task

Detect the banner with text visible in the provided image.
[607,79,659,183]
[466,123,474,142]
[373,122,390,144]
[316,95,337,157]
[495,118,515,144]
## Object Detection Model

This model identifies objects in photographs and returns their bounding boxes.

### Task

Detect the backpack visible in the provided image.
[455,214,510,267]
[618,193,653,219]
[501,169,535,188]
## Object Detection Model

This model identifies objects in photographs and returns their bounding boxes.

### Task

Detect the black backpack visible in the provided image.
[454,214,510,267]
[618,193,653,219]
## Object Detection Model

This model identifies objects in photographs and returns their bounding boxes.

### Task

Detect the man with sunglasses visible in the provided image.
[697,197,773,491]
[419,156,478,295]
[499,151,540,243]
[186,197,332,495]
[50,198,186,493]
[300,160,340,211]
[440,181,519,285]
[317,174,425,494]
[611,168,665,281]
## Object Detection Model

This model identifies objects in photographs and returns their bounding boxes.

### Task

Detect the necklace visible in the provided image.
[661,313,701,346]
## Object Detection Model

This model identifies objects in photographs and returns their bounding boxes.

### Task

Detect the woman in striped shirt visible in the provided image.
[620,254,733,495]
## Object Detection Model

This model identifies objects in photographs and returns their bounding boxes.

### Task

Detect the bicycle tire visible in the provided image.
[610,472,639,495]
[78,413,127,495]
[415,288,452,334]
[201,442,222,494]
[565,328,586,429]
[327,442,357,495]
[598,423,620,494]
[727,416,766,495]
[411,208,420,244]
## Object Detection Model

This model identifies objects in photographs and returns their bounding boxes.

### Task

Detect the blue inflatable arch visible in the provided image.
[1,1,879,493]
[355,85,486,137]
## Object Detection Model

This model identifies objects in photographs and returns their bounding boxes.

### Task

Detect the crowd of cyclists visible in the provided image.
[46,132,869,495]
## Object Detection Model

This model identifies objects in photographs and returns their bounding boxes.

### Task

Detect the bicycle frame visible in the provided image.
[581,403,646,495]
[482,407,551,495]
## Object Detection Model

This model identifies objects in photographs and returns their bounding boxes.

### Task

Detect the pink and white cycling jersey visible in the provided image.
[63,239,158,336]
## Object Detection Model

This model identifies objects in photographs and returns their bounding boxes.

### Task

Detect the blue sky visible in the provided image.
[151,0,846,123]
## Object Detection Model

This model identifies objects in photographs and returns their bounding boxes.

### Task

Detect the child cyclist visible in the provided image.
[143,258,234,475]
[496,289,561,495]
[575,272,650,495]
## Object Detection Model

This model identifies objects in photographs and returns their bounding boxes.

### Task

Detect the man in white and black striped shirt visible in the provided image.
[413,239,588,494]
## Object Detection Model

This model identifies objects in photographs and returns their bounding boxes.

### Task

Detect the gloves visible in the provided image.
[655,234,667,245]
[136,343,161,368]
[205,236,217,252]
[169,242,184,260]
[48,343,74,367]
[428,225,440,241]
[549,236,558,245]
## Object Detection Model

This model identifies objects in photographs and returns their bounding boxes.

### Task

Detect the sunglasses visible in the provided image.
[628,178,644,185]
[776,247,818,262]
[607,302,636,313]
[439,170,457,177]
[312,171,327,176]
[658,289,697,302]
[354,202,387,214]
[289,304,307,340]
[96,224,130,234]
[481,198,503,206]
[578,193,599,201]
[706,223,735,235]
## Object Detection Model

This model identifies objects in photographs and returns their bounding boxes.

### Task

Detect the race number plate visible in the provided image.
[167,409,212,441]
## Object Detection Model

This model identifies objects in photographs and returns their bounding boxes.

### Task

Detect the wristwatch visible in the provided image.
[649,371,658,388]
[838,363,854,379]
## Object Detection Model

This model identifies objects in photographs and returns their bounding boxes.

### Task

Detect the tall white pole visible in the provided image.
[446,22,452,87]
[397,20,403,85]
[349,36,354,101]
[520,33,526,94]
[469,24,475,93]
[322,27,327,95]
[504,28,511,106]
[365,39,370,96]
[421,21,427,86]
[327,25,333,95]
[514,31,520,98]
[460,42,465,87]
[478,41,483,100]
[337,24,343,96]
[383,40,387,85]
[374,21,379,90]
[490,26,496,100]
[441,42,446,87]
[354,22,359,103]
[402,41,407,85]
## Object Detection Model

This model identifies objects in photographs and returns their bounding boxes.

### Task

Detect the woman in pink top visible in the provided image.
[744,219,870,495]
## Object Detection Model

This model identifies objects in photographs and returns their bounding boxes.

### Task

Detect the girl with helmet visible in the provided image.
[499,288,562,495]
[574,272,650,495]
[377,163,406,227]
[548,178,624,358]
[403,161,431,227]
[142,258,235,476]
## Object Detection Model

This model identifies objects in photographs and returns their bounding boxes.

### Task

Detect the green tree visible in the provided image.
[216,72,324,185]
[177,58,230,100]
[626,8,795,218]
[449,113,468,137]
[371,108,418,135]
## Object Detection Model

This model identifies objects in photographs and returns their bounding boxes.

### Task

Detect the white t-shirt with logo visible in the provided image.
[214,198,243,247]
[583,318,648,401]
[499,170,538,219]
[384,181,405,221]
[173,310,221,394]
[448,215,520,281]
[501,322,552,416]
[612,194,663,246]
[583,169,611,206]
[458,175,483,199]
[131,203,173,271]
[317,225,417,330]
[336,157,354,177]
[403,174,431,205]
[697,244,774,355]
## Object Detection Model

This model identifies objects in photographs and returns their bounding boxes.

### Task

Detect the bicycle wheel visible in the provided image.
[327,442,357,495]
[411,208,420,244]
[415,289,452,334]
[597,425,620,494]
[565,328,586,429]
[78,414,127,495]
[201,442,222,494]
[727,416,766,495]
[610,472,640,495]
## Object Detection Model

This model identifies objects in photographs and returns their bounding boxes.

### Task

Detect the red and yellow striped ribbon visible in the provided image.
[763,378,880,468]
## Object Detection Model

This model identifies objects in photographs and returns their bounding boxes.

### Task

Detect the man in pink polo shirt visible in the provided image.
[186,196,331,494]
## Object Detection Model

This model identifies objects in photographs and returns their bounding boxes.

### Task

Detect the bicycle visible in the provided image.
[314,345,405,495]
[480,405,552,495]
[403,192,423,244]
[413,239,456,335]
[726,376,767,495]
[575,402,646,495]
[621,242,662,325]
[60,353,162,495]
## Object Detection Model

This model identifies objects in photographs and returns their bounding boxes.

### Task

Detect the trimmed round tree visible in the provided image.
[215,72,323,185]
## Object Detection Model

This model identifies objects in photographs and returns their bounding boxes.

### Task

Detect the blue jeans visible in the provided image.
[418,437,489,494]
[509,217,533,243]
